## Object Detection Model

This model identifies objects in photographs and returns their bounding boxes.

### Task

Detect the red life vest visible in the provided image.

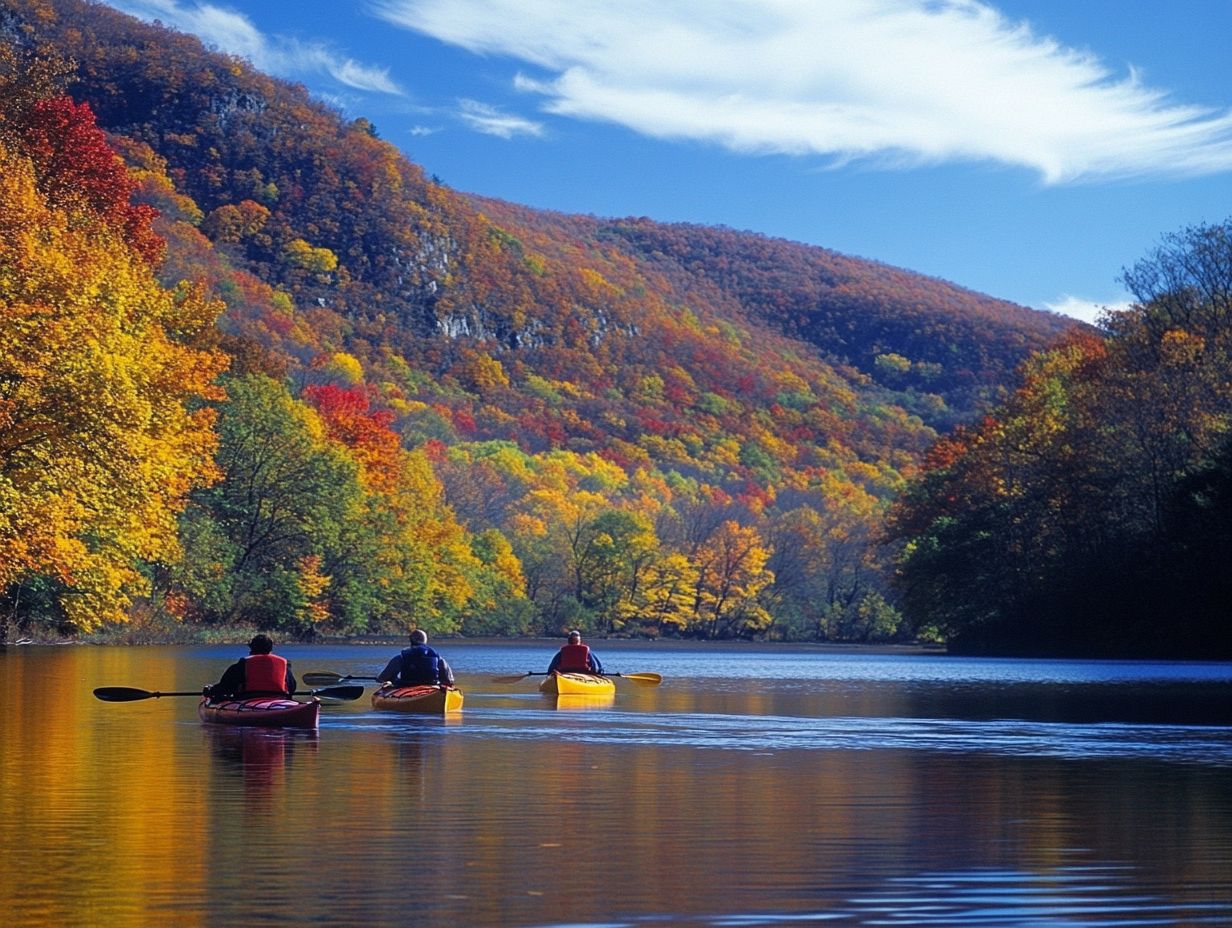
[243,653,289,694]
[557,643,591,672]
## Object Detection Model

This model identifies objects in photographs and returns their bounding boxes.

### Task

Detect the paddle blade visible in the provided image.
[94,686,155,702]
[491,673,534,684]
[93,687,204,701]
[312,684,365,701]
[617,672,663,686]
[302,671,345,686]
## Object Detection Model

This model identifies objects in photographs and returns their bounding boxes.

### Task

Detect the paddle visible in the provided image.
[490,671,542,683]
[93,684,366,702]
[301,671,381,686]
[490,671,662,686]
[609,672,663,686]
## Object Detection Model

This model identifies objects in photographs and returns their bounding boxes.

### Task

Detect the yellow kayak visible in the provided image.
[538,672,616,696]
[372,685,463,714]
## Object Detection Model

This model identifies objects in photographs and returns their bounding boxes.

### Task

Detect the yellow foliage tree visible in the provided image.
[0,144,227,630]
[326,351,365,385]
[282,237,338,273]
[454,350,510,393]
[691,520,774,638]
[624,551,698,635]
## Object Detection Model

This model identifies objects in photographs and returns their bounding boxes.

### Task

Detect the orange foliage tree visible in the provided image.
[0,138,225,631]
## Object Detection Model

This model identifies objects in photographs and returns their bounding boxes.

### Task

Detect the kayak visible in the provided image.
[197,695,321,729]
[538,672,616,697]
[372,684,463,714]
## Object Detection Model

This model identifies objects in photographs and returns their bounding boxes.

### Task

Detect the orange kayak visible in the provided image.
[372,685,463,714]
[538,672,616,696]
[197,696,321,729]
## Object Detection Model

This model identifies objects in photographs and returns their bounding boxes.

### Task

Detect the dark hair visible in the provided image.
[568,630,581,641]
[410,629,428,645]
[248,634,274,654]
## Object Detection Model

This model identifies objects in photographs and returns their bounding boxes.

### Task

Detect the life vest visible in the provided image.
[398,646,440,685]
[557,643,590,672]
[242,653,289,694]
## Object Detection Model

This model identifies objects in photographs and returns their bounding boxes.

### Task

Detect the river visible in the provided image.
[2,639,1229,927]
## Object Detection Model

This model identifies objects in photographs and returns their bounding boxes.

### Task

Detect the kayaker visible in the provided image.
[377,629,456,688]
[546,630,604,674]
[205,634,297,699]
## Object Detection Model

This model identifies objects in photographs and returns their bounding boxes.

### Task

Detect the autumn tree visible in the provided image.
[573,509,659,633]
[0,141,225,633]
[0,47,164,266]
[306,383,524,635]
[889,220,1232,657]
[625,551,698,636]
[174,375,359,633]
[767,477,901,641]
[691,520,774,639]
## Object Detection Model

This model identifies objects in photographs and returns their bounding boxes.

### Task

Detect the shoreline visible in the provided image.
[3,631,945,654]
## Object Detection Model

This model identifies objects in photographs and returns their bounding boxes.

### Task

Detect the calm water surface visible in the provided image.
[2,640,1230,927]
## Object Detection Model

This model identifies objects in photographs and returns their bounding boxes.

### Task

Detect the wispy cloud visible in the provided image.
[458,99,544,139]
[373,0,1232,183]
[1044,294,1133,325]
[321,57,402,95]
[106,0,402,95]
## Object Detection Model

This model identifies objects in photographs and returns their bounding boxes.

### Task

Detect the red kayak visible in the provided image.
[197,695,321,729]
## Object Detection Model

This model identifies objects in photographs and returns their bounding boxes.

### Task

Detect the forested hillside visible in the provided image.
[476,201,1067,430]
[1,0,1076,644]
[889,222,1232,659]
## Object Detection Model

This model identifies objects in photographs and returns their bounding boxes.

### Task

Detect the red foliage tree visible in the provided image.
[20,96,163,263]
[304,384,402,490]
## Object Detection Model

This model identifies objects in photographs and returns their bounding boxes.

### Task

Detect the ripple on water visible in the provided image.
[441,707,1232,767]
[551,864,1232,927]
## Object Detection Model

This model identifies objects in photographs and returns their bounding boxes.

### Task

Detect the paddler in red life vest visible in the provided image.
[204,634,297,699]
[547,630,604,674]
[376,629,456,688]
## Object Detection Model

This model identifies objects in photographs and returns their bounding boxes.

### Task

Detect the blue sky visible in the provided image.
[104,1,1232,324]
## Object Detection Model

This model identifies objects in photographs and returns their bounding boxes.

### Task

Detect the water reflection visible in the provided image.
[205,727,319,808]
[1,643,1229,927]
[548,694,617,712]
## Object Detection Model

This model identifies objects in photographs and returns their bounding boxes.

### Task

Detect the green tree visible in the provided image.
[179,374,361,634]
[575,509,659,633]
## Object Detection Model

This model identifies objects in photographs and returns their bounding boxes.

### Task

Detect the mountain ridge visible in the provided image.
[471,196,1073,424]
[0,1,1073,426]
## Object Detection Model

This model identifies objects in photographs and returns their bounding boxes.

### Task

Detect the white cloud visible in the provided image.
[457,100,544,139]
[322,57,402,95]
[1044,294,1133,325]
[373,0,1232,182]
[105,0,402,95]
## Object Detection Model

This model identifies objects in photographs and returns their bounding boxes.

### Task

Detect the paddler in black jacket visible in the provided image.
[377,629,456,687]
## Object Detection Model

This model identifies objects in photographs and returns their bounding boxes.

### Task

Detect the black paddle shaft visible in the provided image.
[93,684,364,702]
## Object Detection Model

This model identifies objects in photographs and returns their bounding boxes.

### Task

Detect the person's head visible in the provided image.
[410,629,428,645]
[567,630,581,644]
[248,634,274,654]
